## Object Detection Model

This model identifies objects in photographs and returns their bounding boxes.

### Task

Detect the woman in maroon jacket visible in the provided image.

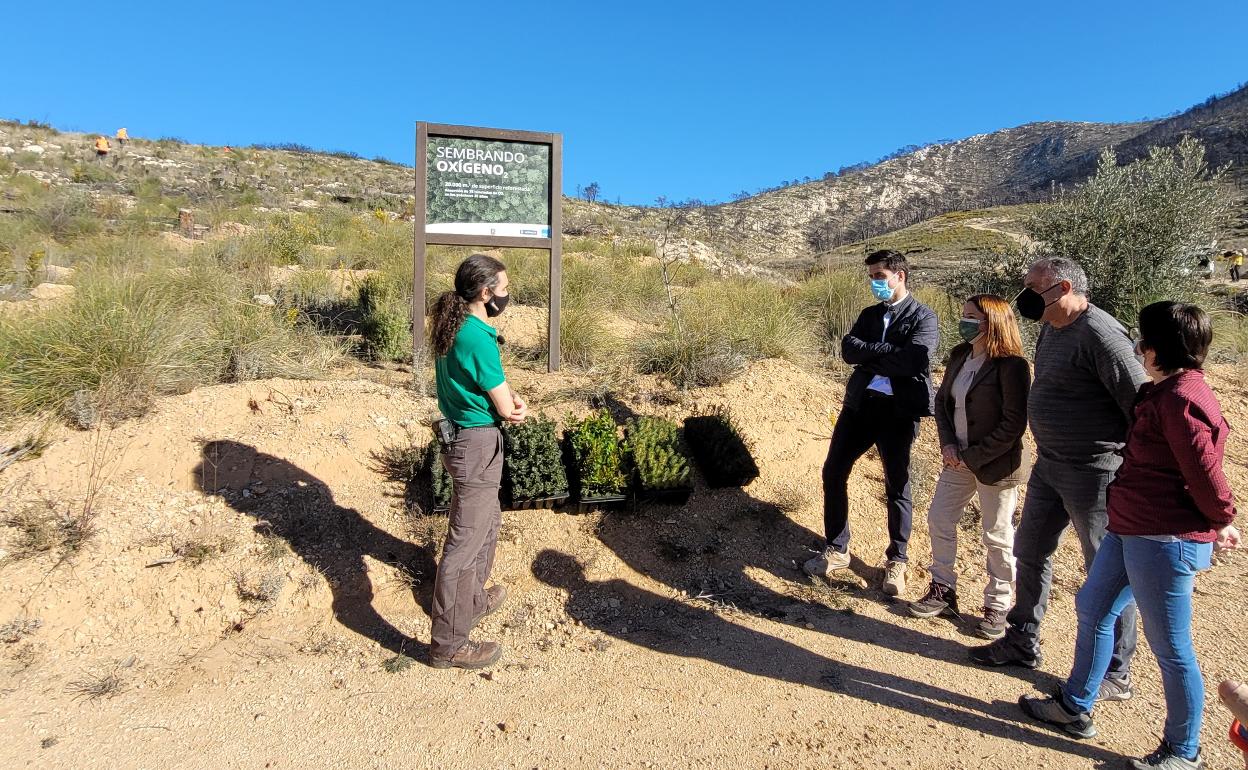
[1019,301,1240,770]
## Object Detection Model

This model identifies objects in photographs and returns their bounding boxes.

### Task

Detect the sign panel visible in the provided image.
[425,136,551,238]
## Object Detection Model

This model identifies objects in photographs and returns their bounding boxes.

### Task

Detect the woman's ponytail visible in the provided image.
[430,291,469,357]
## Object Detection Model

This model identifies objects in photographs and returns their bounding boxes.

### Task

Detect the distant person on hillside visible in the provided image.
[115,127,128,147]
[908,294,1030,640]
[971,257,1147,704]
[803,249,939,596]
[1196,257,1214,281]
[1231,250,1243,282]
[428,253,527,670]
[94,135,110,159]
[1020,301,1239,770]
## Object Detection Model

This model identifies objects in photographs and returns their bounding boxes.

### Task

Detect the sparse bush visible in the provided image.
[357,274,411,362]
[1030,137,1230,322]
[633,326,746,388]
[29,188,100,241]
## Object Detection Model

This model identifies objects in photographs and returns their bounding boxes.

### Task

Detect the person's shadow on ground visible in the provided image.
[533,548,1120,764]
[194,440,429,657]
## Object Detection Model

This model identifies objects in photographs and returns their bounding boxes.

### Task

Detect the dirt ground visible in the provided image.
[2,350,1247,769]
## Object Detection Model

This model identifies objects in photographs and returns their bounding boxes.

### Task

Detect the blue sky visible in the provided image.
[2,0,1244,204]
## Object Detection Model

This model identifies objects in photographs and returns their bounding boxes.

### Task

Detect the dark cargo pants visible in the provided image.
[1006,456,1138,680]
[430,426,504,657]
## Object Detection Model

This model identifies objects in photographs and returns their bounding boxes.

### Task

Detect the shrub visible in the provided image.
[503,416,568,501]
[357,274,411,362]
[566,410,628,499]
[425,440,453,510]
[29,188,100,242]
[683,407,760,488]
[1030,137,1230,322]
[624,416,692,491]
[633,327,746,388]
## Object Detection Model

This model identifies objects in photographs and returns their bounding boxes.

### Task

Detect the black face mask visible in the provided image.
[1015,284,1060,321]
[485,293,509,317]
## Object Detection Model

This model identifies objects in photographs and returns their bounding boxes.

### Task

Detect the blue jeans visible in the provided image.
[1063,533,1213,760]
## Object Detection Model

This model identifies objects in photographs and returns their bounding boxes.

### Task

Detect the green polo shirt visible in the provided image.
[436,315,506,428]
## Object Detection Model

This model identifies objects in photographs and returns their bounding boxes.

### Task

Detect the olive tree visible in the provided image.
[1030,136,1230,321]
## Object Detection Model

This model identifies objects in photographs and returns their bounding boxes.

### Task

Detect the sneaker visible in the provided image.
[976,607,1007,640]
[1128,742,1205,769]
[471,585,508,628]
[1097,675,1134,703]
[802,547,851,578]
[1018,692,1097,739]
[429,640,503,670]
[882,560,907,597]
[969,635,1042,669]
[908,581,959,619]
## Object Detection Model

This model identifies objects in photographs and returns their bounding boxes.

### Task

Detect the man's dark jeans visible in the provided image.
[822,393,919,563]
[1006,456,1138,680]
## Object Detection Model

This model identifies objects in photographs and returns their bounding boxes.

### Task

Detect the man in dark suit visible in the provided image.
[804,250,939,596]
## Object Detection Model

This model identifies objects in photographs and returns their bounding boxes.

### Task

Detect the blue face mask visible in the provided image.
[870,278,894,302]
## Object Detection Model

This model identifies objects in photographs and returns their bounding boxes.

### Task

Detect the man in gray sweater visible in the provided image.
[971,257,1146,702]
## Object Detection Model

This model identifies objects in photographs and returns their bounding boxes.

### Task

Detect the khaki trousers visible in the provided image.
[925,464,1018,611]
[430,426,503,657]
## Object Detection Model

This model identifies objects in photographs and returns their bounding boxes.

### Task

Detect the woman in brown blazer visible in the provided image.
[909,294,1031,639]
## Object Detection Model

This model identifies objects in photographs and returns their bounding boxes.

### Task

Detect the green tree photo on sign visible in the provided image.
[426,137,551,237]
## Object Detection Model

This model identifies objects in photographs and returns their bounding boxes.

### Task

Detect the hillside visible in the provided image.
[5,82,1248,277]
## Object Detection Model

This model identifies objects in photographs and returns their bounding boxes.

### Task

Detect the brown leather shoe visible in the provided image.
[472,585,508,627]
[429,640,502,670]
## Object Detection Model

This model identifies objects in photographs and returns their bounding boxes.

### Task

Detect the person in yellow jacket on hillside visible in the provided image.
[94,136,110,159]
[115,127,128,147]
[1231,250,1243,283]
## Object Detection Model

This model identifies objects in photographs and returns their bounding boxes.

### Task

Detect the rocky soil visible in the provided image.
[2,335,1246,768]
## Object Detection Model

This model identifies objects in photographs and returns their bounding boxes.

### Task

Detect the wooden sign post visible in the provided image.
[413,122,563,372]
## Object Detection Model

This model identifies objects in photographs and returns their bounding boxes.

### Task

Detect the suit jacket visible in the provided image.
[841,294,938,419]
[935,343,1032,486]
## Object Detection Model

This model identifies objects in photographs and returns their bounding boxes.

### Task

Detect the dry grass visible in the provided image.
[231,569,286,609]
[65,667,127,701]
[0,617,42,644]
[174,535,234,566]
[2,502,95,561]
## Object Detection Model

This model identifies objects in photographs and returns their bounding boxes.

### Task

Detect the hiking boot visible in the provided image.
[969,635,1042,669]
[1018,692,1097,739]
[1097,675,1134,703]
[908,581,959,619]
[976,607,1008,640]
[429,640,503,670]
[471,584,508,628]
[882,560,907,597]
[1128,742,1205,769]
[802,547,851,578]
